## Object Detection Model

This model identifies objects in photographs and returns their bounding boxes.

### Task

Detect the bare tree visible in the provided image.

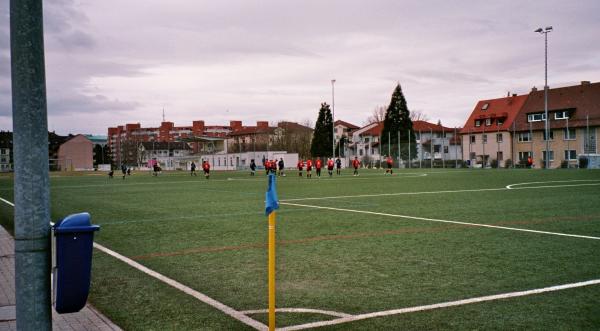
[410,110,430,122]
[364,105,386,125]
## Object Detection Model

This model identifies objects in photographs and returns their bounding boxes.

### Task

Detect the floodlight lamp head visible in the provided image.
[331,79,336,84]
[534,28,543,33]
[545,26,553,32]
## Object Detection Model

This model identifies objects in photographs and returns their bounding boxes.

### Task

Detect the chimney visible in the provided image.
[230,120,243,131]
[512,93,517,97]
[257,121,269,129]
[531,86,538,92]
[192,120,205,134]
[581,81,591,85]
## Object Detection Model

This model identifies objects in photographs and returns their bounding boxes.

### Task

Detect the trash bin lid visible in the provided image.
[55,212,100,233]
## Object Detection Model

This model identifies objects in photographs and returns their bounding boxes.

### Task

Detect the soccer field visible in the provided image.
[1,168,600,330]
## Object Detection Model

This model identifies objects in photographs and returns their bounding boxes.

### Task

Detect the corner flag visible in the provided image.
[265,174,279,215]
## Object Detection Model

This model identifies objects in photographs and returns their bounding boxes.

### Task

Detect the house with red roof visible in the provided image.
[412,120,461,164]
[460,93,529,167]
[513,81,600,168]
[348,122,383,164]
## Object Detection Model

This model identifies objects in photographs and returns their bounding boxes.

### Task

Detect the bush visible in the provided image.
[504,159,513,168]
[579,156,589,169]
[490,159,498,168]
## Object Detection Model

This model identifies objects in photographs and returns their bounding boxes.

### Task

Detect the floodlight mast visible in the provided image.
[331,79,336,159]
[535,25,552,169]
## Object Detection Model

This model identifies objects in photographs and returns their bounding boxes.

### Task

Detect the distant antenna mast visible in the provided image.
[162,107,165,122]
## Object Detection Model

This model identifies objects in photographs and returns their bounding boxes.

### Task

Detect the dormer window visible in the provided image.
[485,118,492,126]
[481,103,489,111]
[554,111,569,120]
[475,120,481,127]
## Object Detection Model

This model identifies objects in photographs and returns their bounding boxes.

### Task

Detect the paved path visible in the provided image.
[0,225,122,331]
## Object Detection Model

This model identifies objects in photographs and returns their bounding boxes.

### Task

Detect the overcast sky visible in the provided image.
[1,0,599,135]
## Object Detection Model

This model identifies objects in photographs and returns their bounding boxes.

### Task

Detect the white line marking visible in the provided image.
[93,242,268,331]
[241,308,352,318]
[279,279,600,331]
[0,197,14,207]
[506,179,600,189]
[281,180,600,202]
[280,202,600,240]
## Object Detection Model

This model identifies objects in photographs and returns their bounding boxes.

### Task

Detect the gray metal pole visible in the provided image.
[482,124,486,169]
[442,126,445,168]
[408,129,411,168]
[544,31,550,169]
[566,117,569,168]
[530,121,533,164]
[397,131,400,168]
[10,0,52,329]
[454,127,457,168]
[331,79,336,158]
[497,123,500,169]
[419,130,422,168]
[512,121,516,168]
[430,128,433,169]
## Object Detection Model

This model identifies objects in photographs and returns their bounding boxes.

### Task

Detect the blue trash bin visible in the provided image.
[52,212,100,313]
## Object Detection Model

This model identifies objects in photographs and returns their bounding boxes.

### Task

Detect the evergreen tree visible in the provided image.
[310,102,333,157]
[381,83,417,162]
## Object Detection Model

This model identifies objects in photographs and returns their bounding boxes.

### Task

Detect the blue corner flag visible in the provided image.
[265,174,279,216]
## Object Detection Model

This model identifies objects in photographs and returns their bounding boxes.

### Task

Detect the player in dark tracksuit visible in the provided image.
[335,157,342,175]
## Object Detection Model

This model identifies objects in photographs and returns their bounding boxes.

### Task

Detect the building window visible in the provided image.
[497,151,503,161]
[482,134,488,144]
[470,152,476,160]
[527,113,546,122]
[475,120,481,127]
[434,145,441,153]
[518,132,531,142]
[542,130,554,141]
[359,149,363,156]
[555,111,569,120]
[481,103,489,110]
[564,150,577,160]
[519,151,532,161]
[563,128,576,140]
[364,137,370,143]
[496,133,503,143]
[470,135,476,144]
[443,146,449,154]
[485,118,492,126]
[498,119,504,126]
[542,150,554,161]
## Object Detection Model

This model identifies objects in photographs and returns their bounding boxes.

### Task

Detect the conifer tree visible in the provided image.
[310,102,333,157]
[381,83,417,162]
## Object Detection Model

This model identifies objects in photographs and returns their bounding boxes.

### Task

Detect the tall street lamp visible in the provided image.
[331,79,336,158]
[535,26,553,169]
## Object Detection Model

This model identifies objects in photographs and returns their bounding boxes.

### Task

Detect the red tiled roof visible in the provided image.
[412,120,455,132]
[334,120,359,129]
[460,94,529,134]
[360,122,383,136]
[227,126,277,136]
[513,82,600,131]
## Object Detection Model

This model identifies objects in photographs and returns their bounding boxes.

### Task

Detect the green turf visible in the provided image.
[0,168,599,330]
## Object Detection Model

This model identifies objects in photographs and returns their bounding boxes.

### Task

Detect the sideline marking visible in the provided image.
[0,197,14,207]
[281,180,600,202]
[279,279,600,331]
[280,202,600,240]
[241,308,352,318]
[93,243,267,331]
[506,179,600,189]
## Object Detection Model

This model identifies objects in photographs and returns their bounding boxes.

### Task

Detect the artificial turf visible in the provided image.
[0,168,599,330]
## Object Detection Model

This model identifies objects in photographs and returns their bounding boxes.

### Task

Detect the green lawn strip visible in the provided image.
[90,250,255,331]
[321,284,600,330]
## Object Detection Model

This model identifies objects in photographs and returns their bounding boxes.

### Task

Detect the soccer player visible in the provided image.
[385,156,393,175]
[265,159,271,175]
[108,170,114,179]
[315,158,322,178]
[190,161,197,176]
[278,158,285,176]
[352,157,360,176]
[306,159,313,178]
[121,163,127,180]
[527,156,533,168]
[327,158,334,177]
[202,160,210,179]
[250,159,256,176]
[335,157,342,175]
[297,159,303,177]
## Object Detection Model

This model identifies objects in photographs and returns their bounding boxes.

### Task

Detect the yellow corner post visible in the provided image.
[268,211,276,331]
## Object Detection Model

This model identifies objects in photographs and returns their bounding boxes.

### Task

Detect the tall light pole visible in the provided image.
[535,26,553,169]
[331,79,336,158]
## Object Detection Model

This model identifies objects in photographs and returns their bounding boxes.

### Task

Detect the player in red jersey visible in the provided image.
[352,156,360,176]
[297,160,304,177]
[202,160,210,179]
[306,159,313,178]
[385,156,394,175]
[327,158,334,177]
[315,158,323,177]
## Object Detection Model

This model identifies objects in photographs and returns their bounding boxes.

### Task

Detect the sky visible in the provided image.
[1,0,600,135]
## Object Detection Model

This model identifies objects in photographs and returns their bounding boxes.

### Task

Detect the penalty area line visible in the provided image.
[279,278,600,331]
[279,202,600,241]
